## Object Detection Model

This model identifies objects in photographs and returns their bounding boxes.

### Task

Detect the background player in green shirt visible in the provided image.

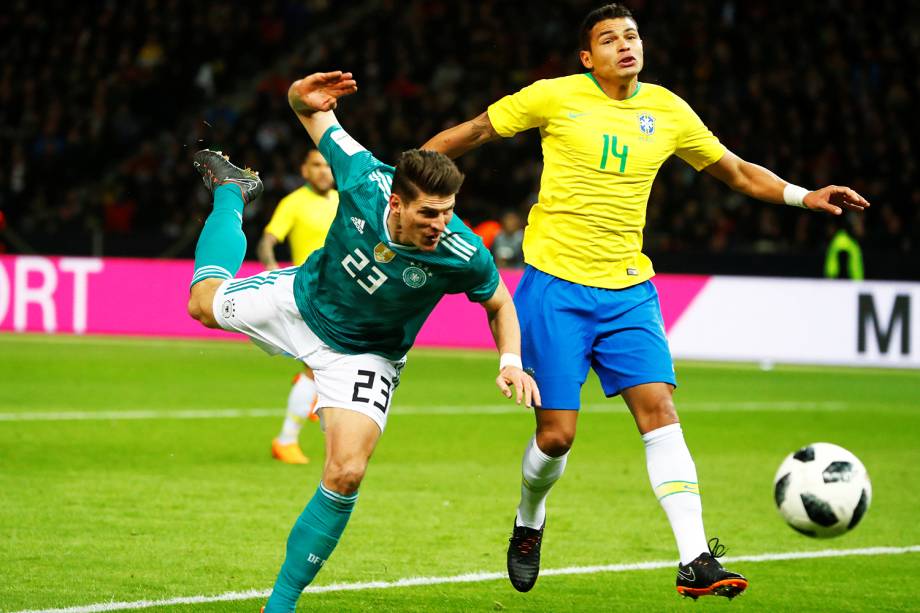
[186,71,540,613]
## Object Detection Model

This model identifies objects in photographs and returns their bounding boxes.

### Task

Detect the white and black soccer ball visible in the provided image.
[773,442,872,538]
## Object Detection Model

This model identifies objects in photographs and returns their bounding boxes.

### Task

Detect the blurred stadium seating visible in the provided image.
[1,0,916,278]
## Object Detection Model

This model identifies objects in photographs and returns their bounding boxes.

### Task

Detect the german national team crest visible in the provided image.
[402,266,428,288]
[638,113,655,135]
[221,298,235,319]
[374,242,396,263]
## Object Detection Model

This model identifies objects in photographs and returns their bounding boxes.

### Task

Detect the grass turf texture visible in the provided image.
[1,334,918,612]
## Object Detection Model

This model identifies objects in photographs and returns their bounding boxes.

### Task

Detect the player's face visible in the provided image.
[581,18,643,81]
[301,151,334,194]
[391,192,456,251]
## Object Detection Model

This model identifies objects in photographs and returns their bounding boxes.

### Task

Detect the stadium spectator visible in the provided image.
[1,1,916,278]
[491,210,525,268]
[472,218,502,250]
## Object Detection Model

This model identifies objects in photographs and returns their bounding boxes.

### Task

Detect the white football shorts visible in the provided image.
[212,267,406,433]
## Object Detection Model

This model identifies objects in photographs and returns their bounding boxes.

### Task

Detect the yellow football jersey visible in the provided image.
[264,185,339,265]
[488,74,725,289]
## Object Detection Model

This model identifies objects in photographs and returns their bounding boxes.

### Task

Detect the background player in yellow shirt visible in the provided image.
[258,149,339,464]
[424,2,869,600]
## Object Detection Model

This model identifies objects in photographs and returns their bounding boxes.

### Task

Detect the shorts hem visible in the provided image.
[604,377,677,398]
[536,405,581,411]
[316,405,385,434]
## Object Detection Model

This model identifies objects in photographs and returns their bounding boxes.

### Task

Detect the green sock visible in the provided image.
[264,483,358,612]
[190,184,247,287]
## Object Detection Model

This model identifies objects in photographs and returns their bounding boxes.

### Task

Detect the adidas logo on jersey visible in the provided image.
[351,217,366,234]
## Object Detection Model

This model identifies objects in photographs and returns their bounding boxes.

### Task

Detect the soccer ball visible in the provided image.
[773,442,871,538]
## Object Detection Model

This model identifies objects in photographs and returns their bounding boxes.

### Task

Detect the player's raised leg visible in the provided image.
[187,150,263,327]
[622,383,747,599]
[271,369,318,465]
[264,408,379,612]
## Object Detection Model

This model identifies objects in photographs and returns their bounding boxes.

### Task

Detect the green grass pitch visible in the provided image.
[1,334,919,612]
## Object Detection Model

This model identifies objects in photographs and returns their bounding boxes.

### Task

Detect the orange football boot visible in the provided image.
[271,438,309,464]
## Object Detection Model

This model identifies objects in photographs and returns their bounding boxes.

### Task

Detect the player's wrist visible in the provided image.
[499,353,523,371]
[290,101,318,117]
[783,184,810,208]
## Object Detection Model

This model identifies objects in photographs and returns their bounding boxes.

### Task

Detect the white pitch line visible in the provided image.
[5,334,920,375]
[13,545,920,613]
[0,401,846,422]
[0,408,285,422]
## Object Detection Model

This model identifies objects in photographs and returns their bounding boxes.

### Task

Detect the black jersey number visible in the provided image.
[352,369,393,413]
[341,248,388,295]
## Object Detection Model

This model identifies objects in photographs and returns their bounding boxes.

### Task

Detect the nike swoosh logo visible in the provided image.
[567,112,589,119]
[678,567,695,581]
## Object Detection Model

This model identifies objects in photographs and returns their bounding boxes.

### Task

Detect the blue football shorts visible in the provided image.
[514,265,677,410]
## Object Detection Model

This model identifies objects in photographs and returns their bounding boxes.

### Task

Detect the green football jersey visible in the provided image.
[293,125,500,360]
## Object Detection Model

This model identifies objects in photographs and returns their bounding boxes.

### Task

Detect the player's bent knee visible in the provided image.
[187,296,219,328]
[536,430,575,457]
[648,395,678,421]
[187,280,221,329]
[633,395,679,432]
[323,460,367,494]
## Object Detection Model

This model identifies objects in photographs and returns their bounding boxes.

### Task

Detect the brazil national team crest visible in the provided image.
[638,113,655,135]
[374,242,396,263]
[402,266,428,288]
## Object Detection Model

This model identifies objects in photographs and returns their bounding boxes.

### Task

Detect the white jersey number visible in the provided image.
[341,248,387,295]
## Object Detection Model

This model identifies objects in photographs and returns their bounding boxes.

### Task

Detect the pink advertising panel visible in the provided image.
[0,256,708,347]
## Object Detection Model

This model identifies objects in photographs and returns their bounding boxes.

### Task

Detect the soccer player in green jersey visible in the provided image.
[186,71,540,612]
[423,3,869,600]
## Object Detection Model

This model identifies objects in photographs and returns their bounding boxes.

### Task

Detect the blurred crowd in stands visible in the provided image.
[1,0,917,277]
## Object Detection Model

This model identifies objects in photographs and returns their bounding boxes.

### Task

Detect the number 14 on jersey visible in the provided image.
[600,134,629,173]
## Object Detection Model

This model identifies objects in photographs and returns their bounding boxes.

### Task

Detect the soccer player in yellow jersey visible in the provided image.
[258,149,339,464]
[423,3,869,599]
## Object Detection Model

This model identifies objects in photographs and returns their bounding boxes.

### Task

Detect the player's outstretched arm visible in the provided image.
[288,71,358,145]
[704,151,870,215]
[479,280,541,409]
[422,111,501,159]
[257,232,281,270]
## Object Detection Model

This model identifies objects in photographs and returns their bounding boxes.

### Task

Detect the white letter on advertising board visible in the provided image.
[0,261,9,326]
[59,258,104,334]
[13,256,58,332]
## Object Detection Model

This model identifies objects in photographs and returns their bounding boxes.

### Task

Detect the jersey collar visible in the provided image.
[382,202,418,251]
[303,183,334,199]
[585,72,642,100]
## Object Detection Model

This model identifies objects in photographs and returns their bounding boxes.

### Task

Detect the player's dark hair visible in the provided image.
[392,149,465,201]
[579,3,636,51]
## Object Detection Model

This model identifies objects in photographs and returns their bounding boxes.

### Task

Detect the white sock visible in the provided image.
[276,373,317,445]
[642,422,708,565]
[516,436,568,529]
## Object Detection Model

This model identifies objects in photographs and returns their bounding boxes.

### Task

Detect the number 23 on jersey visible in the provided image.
[341,248,387,295]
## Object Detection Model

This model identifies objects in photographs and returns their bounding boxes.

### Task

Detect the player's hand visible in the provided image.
[803,185,870,215]
[288,71,358,115]
[496,366,541,409]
